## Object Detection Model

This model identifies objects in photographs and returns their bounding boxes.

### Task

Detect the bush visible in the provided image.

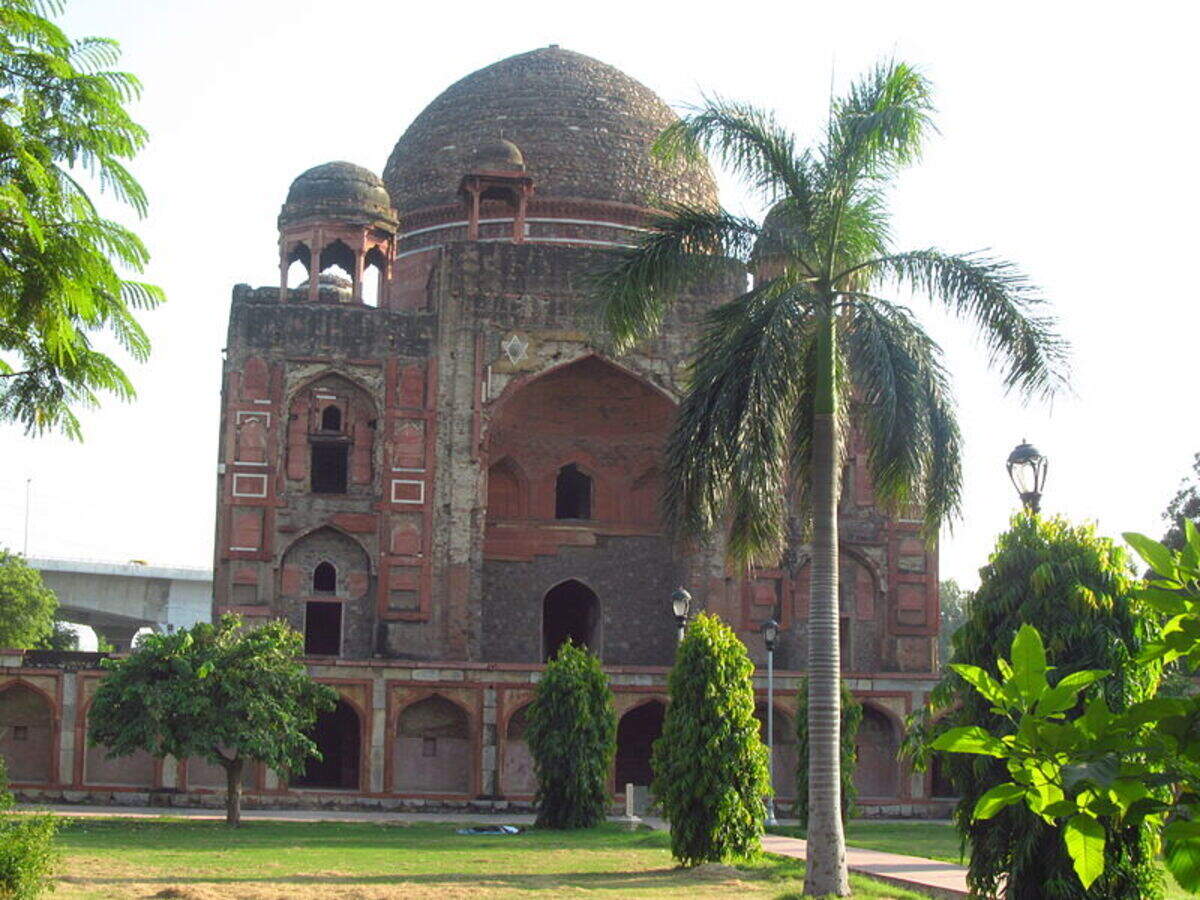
[0,757,59,899]
[525,640,616,829]
[918,514,1162,899]
[795,676,861,827]
[652,613,769,865]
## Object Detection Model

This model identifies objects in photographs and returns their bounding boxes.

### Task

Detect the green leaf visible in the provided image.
[931,726,1007,758]
[973,782,1026,820]
[1165,830,1200,893]
[1064,814,1106,888]
[1010,624,1049,703]
[1123,532,1176,578]
[949,663,1006,707]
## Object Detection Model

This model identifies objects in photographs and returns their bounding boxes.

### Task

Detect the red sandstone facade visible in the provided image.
[0,47,947,815]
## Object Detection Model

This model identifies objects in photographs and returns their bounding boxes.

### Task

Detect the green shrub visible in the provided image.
[918,514,1162,899]
[526,640,616,829]
[652,613,769,865]
[0,814,58,900]
[795,676,861,827]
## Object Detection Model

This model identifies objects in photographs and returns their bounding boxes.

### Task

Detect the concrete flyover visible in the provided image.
[28,558,212,651]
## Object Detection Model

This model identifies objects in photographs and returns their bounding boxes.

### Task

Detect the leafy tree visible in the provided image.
[38,618,78,651]
[914,514,1162,899]
[592,61,1066,894]
[1161,453,1200,551]
[0,549,56,649]
[0,0,164,437]
[652,613,769,865]
[525,640,616,829]
[938,578,971,668]
[87,614,337,826]
[937,523,1200,896]
[794,676,861,827]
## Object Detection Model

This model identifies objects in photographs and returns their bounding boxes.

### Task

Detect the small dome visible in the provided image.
[279,161,398,232]
[472,138,525,172]
[297,272,354,303]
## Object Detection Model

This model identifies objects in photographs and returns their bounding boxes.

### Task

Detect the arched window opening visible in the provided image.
[481,185,516,204]
[555,463,591,520]
[615,701,665,790]
[311,444,348,493]
[292,700,359,789]
[304,600,341,655]
[320,406,342,432]
[395,696,471,793]
[542,580,600,662]
[362,246,386,308]
[286,259,309,290]
[313,561,336,593]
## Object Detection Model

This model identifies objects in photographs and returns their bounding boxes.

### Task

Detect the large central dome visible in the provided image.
[383,47,718,217]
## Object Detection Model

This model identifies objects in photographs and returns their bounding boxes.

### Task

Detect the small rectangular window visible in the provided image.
[13,725,28,741]
[304,601,342,656]
[311,444,348,493]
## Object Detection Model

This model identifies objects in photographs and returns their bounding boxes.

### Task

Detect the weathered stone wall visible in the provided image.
[481,535,684,665]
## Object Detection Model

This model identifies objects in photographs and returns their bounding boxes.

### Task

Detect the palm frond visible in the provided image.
[665,281,819,564]
[843,296,962,536]
[590,205,756,354]
[862,249,1069,400]
[656,96,814,206]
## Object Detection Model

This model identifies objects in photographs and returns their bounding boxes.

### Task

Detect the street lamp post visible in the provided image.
[671,587,691,643]
[761,617,779,826]
[1007,440,1048,513]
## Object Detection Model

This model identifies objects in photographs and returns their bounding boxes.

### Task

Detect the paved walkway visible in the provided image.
[30,804,970,898]
[762,832,970,899]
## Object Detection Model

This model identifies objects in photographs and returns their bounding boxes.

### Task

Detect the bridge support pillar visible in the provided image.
[93,623,143,652]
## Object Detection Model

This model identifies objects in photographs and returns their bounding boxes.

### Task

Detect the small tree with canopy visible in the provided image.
[88,614,337,826]
[525,640,616,829]
[0,548,57,649]
[653,613,769,865]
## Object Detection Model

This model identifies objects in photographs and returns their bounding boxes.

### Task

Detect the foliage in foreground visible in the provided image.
[653,613,769,866]
[0,758,59,900]
[526,640,616,829]
[0,549,57,649]
[935,523,1200,897]
[912,514,1162,899]
[0,0,165,437]
[87,614,336,826]
[794,676,861,827]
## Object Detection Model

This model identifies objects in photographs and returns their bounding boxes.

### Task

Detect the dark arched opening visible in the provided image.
[754,702,798,801]
[555,463,591,519]
[292,699,360,790]
[615,700,664,790]
[313,561,336,593]
[542,580,600,661]
[320,406,342,432]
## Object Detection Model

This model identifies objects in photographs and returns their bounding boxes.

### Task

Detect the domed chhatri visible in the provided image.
[383,46,717,215]
[472,138,525,172]
[279,161,398,231]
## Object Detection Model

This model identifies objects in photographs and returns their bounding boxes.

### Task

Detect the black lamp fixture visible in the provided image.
[671,587,692,641]
[1007,439,1048,513]
[760,617,779,652]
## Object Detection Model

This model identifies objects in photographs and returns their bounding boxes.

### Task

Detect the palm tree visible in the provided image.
[592,61,1067,896]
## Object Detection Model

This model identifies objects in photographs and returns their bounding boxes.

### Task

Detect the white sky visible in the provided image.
[1,0,1197,590]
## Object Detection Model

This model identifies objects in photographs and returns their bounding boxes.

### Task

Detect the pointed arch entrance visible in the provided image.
[614,700,665,790]
[292,699,361,790]
[542,580,600,661]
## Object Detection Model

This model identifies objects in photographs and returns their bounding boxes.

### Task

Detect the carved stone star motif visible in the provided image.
[501,333,529,364]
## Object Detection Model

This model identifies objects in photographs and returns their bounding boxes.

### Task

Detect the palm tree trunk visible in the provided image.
[223,756,244,828]
[804,308,850,896]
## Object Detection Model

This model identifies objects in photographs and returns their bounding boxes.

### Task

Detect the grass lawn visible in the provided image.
[768,821,1192,900]
[50,818,930,899]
